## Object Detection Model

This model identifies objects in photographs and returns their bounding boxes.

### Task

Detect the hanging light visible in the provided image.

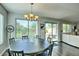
[24,3,39,20]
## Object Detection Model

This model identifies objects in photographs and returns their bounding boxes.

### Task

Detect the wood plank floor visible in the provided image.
[53,42,79,56]
[2,42,79,56]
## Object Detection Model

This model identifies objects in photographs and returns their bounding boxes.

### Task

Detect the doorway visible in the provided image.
[45,23,58,41]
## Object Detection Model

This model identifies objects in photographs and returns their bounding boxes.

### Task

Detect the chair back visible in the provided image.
[48,43,54,56]
[9,37,15,40]
[9,38,15,44]
[36,35,39,38]
[7,49,24,56]
[22,35,28,40]
[37,42,54,56]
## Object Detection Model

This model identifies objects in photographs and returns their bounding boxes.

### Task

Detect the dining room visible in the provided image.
[1,3,79,56]
[0,3,59,56]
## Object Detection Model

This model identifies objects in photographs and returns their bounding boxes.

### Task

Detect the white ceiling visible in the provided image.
[2,3,79,22]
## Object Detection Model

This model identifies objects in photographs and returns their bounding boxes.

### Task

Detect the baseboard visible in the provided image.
[61,41,79,49]
[0,47,8,56]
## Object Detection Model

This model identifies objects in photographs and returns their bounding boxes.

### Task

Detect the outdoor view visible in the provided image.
[45,23,52,40]
[45,23,58,41]
[63,24,72,33]
[16,19,37,39]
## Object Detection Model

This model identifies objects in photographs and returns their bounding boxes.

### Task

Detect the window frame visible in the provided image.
[0,13,4,45]
[62,24,72,33]
[15,18,38,39]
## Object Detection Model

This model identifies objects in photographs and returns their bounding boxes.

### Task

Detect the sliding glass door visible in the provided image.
[45,23,53,40]
[52,24,58,41]
[45,23,58,41]
[16,19,37,39]
[29,21,38,39]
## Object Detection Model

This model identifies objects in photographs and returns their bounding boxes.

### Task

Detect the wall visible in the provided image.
[8,13,63,41]
[0,5,8,55]
[62,34,79,47]
[8,13,24,39]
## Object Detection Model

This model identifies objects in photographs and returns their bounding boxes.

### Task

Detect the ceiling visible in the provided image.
[2,3,79,22]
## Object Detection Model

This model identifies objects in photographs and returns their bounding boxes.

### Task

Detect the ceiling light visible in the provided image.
[24,3,39,20]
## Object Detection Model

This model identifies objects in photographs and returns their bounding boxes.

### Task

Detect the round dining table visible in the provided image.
[9,38,51,55]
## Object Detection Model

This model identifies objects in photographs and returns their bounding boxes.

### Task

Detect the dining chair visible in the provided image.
[9,37,15,44]
[22,35,28,40]
[7,49,24,56]
[9,37,15,41]
[36,42,54,56]
[35,35,39,38]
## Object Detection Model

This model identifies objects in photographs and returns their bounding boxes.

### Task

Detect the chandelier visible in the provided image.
[24,3,39,20]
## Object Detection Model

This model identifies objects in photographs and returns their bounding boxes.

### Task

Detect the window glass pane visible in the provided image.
[16,19,38,39]
[63,24,67,33]
[67,24,71,33]
[16,19,28,39]
[45,23,52,39]
[29,21,37,39]
[63,24,72,33]
[0,14,4,44]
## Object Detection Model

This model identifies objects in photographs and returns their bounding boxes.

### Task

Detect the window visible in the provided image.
[0,14,4,45]
[63,24,72,33]
[16,19,38,39]
[45,23,58,41]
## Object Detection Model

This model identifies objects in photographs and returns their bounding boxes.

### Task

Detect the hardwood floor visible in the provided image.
[53,42,79,56]
[2,42,79,56]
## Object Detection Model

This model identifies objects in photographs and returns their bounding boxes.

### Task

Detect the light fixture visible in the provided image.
[24,3,39,20]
